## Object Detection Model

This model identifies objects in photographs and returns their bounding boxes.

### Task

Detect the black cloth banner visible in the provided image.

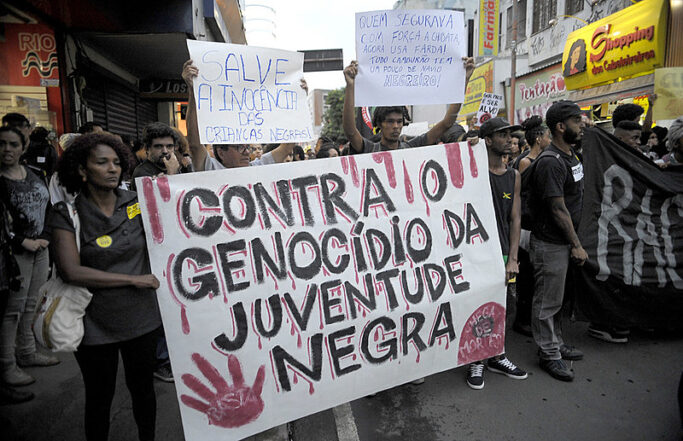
[576,127,683,329]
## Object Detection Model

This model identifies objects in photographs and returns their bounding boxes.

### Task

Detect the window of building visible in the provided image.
[506,0,527,48]
[532,0,557,34]
[565,0,584,16]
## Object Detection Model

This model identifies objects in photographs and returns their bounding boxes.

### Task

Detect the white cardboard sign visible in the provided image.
[186,40,314,145]
[476,92,504,125]
[137,142,506,440]
[354,9,467,106]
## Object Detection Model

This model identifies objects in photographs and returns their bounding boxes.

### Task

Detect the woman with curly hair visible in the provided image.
[48,132,161,441]
[517,115,551,173]
[0,126,59,389]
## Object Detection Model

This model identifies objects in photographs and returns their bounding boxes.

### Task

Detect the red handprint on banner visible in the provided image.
[180,353,266,428]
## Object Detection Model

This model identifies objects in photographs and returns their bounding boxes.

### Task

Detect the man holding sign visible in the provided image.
[181,40,312,172]
[342,57,474,154]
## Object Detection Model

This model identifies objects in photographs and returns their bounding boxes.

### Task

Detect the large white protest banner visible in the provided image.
[354,9,467,106]
[186,40,314,145]
[137,143,506,441]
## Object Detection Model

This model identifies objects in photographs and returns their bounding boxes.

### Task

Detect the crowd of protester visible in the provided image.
[1,55,682,441]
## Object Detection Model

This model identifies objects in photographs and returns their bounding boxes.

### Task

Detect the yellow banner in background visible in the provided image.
[562,0,668,91]
[478,0,499,57]
[461,60,494,116]
[654,67,683,121]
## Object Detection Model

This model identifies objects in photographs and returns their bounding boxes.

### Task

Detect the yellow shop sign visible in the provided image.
[562,0,667,90]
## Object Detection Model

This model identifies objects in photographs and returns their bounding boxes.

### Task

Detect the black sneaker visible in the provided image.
[588,324,629,343]
[466,363,485,390]
[153,364,174,382]
[487,357,528,379]
[539,359,574,382]
[560,344,584,361]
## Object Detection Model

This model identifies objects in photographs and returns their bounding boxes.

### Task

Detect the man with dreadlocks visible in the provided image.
[342,58,474,154]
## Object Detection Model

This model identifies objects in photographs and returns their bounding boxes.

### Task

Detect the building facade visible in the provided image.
[1,0,246,138]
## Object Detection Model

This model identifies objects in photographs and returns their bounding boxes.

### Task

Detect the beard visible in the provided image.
[562,126,581,145]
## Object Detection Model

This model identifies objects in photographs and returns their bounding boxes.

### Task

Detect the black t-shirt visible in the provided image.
[22,142,57,178]
[48,190,161,344]
[489,168,516,256]
[529,144,584,244]
[1,166,51,252]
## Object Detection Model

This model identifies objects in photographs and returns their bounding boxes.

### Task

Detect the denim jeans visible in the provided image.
[0,247,49,370]
[529,235,570,360]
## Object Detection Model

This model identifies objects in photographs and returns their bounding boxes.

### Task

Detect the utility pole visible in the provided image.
[510,0,518,124]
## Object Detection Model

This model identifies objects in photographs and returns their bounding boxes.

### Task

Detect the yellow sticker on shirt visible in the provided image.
[127,203,141,219]
[96,235,112,248]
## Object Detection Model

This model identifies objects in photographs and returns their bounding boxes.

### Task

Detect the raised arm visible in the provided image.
[424,57,475,145]
[182,59,208,172]
[342,61,364,153]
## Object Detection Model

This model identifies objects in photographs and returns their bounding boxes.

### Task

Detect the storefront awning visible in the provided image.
[566,73,654,107]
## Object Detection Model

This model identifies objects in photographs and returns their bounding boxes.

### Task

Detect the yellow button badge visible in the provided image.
[127,202,141,219]
[96,235,113,248]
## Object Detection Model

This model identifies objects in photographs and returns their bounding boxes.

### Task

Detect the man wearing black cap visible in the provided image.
[528,101,586,382]
[465,117,528,390]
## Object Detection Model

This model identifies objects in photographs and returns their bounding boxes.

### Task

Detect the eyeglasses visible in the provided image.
[219,145,249,154]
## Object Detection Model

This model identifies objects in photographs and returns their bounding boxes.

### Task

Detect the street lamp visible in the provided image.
[549,15,590,26]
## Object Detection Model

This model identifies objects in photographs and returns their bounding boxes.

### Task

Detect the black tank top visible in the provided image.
[489,168,516,255]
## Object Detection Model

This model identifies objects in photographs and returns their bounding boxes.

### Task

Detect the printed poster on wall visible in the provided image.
[137,144,506,440]
[354,9,467,106]
[186,40,314,145]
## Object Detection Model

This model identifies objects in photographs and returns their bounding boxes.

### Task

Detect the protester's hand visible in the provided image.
[571,246,588,266]
[181,353,266,428]
[648,94,657,105]
[181,154,192,168]
[505,259,519,284]
[36,239,49,249]
[343,61,359,85]
[463,57,475,82]
[131,274,160,289]
[182,59,199,88]
[163,151,180,175]
[300,78,308,94]
[21,238,44,252]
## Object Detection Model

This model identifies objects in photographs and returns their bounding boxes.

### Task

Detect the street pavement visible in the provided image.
[3,320,682,441]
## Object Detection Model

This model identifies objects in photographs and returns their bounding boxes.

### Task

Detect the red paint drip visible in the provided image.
[141,177,164,244]
[444,143,464,188]
[297,334,302,348]
[372,152,397,188]
[309,382,315,395]
[181,306,190,334]
[157,176,171,202]
[467,140,479,177]
[348,156,360,187]
[402,160,414,203]
[341,157,349,174]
